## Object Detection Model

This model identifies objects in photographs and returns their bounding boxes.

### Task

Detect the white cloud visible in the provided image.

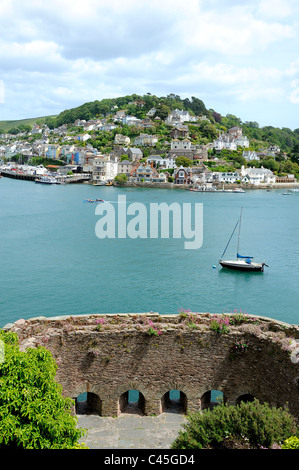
[290,79,299,104]
[256,0,296,19]
[0,0,298,128]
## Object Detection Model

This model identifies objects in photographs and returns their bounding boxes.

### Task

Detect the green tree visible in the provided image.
[0,330,86,449]
[262,158,280,172]
[114,173,128,185]
[175,156,193,167]
[154,104,171,121]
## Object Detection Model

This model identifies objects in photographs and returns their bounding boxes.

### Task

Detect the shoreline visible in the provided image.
[114,181,299,190]
[1,169,299,190]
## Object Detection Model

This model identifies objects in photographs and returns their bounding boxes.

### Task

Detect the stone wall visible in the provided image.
[7,312,299,418]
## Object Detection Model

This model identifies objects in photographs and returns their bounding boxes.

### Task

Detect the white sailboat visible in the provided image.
[219,208,268,272]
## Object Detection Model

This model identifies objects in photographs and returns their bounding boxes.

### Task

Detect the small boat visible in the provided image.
[233,188,246,193]
[35,175,57,184]
[219,208,268,272]
[83,198,105,203]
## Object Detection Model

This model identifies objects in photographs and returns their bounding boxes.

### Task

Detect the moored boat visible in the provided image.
[35,175,57,184]
[218,208,268,272]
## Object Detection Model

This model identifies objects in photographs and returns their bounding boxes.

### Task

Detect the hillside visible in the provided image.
[0,115,57,133]
[1,93,299,165]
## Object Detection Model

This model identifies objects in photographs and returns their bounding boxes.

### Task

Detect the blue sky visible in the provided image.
[0,0,299,129]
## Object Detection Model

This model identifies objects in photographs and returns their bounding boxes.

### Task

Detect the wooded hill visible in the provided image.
[2,93,299,165]
[47,93,299,156]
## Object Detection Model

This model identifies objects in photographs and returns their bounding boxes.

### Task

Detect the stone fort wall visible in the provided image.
[8,312,299,419]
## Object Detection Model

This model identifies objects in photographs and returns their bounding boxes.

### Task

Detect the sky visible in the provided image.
[0,0,299,129]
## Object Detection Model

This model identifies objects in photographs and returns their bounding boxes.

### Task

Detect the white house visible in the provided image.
[77,133,91,142]
[165,109,197,125]
[240,165,276,185]
[114,134,131,145]
[171,138,192,150]
[235,135,250,147]
[213,135,237,151]
[92,155,118,183]
[146,155,177,169]
[122,116,142,126]
[134,134,158,146]
[242,150,260,162]
[213,172,241,184]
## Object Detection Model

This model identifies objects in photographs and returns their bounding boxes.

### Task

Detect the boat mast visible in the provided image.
[237,207,243,258]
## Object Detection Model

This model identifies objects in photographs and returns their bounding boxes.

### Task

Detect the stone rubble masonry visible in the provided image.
[5,312,299,419]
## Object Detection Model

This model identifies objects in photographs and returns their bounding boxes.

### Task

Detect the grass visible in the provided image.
[0,115,57,132]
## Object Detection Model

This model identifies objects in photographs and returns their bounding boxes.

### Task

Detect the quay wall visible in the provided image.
[113,181,299,190]
[7,312,299,419]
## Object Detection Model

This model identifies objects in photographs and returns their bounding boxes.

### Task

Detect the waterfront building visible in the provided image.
[92,155,118,183]
[130,162,166,183]
[118,159,133,176]
[240,165,276,185]
[173,165,192,184]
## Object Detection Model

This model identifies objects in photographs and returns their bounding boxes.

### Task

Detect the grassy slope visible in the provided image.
[0,116,57,132]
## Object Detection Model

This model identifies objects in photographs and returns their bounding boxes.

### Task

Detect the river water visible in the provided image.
[0,177,298,327]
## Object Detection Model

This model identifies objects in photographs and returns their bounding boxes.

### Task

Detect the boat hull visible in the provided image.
[219,260,265,272]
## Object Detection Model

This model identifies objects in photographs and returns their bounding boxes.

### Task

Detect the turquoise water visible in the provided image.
[0,177,298,327]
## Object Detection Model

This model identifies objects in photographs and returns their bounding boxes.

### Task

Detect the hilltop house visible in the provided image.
[213,135,237,151]
[165,109,197,125]
[126,147,143,161]
[171,138,192,151]
[114,134,131,145]
[170,125,189,139]
[77,133,91,142]
[133,134,158,146]
[242,150,260,161]
[213,127,249,151]
[122,115,142,126]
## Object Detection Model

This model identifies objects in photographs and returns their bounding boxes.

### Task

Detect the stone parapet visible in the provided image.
[6,312,299,419]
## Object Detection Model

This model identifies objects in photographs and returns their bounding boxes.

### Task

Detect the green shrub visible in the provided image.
[171,399,297,449]
[0,330,86,449]
[282,436,299,449]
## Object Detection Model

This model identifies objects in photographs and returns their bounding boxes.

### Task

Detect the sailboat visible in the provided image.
[219,208,268,272]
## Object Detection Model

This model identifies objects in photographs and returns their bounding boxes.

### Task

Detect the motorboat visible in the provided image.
[35,175,57,184]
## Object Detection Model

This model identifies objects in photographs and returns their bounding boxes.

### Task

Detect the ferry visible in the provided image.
[35,175,58,184]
